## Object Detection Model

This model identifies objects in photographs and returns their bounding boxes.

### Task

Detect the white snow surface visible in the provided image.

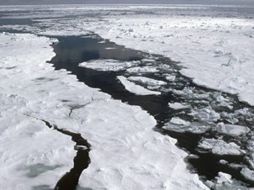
[0,32,208,190]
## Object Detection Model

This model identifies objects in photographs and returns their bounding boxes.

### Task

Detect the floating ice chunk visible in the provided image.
[228,163,243,170]
[74,145,89,151]
[117,76,161,95]
[168,102,190,110]
[142,58,156,63]
[165,74,176,81]
[214,184,248,190]
[219,159,228,165]
[170,117,190,126]
[105,47,116,50]
[126,66,158,73]
[213,94,233,109]
[241,168,254,182]
[206,172,248,190]
[215,172,232,184]
[216,122,250,137]
[191,106,220,123]
[198,138,244,156]
[128,76,167,86]
[163,120,210,134]
[79,59,139,71]
[246,152,254,169]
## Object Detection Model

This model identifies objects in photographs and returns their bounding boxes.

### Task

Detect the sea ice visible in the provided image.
[216,122,250,137]
[163,118,210,134]
[198,138,244,156]
[128,76,167,86]
[117,76,161,95]
[168,102,190,110]
[81,8,254,106]
[241,168,254,182]
[79,59,139,72]
[126,66,158,73]
[190,106,221,123]
[0,32,208,190]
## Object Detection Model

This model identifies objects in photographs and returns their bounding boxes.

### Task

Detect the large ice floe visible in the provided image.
[0,32,209,190]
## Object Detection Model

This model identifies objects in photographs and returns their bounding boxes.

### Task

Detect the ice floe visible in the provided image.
[163,117,210,134]
[206,172,248,190]
[198,138,244,156]
[216,122,250,137]
[168,102,190,110]
[128,76,167,87]
[79,59,139,72]
[241,167,254,182]
[126,66,159,73]
[117,76,161,95]
[0,32,208,190]
[190,106,221,123]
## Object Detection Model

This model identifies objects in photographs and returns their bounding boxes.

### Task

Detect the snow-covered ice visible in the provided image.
[0,32,208,190]
[1,4,254,189]
[128,76,167,86]
[78,7,254,105]
[163,118,210,134]
[216,122,250,137]
[79,59,139,72]
[190,106,221,123]
[198,138,244,156]
[241,167,254,182]
[126,66,159,73]
[168,102,190,110]
[117,76,161,95]
[170,117,191,126]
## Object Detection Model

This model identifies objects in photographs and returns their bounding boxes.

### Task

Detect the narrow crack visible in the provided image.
[67,97,99,117]
[25,115,91,190]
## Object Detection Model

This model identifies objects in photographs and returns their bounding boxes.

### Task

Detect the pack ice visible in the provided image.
[0,32,208,190]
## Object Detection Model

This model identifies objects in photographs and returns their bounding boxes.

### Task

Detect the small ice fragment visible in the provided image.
[74,145,89,151]
[198,138,244,156]
[117,76,161,95]
[216,172,232,184]
[168,102,190,110]
[216,122,250,137]
[170,117,190,126]
[126,66,158,73]
[241,168,254,182]
[128,76,167,86]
